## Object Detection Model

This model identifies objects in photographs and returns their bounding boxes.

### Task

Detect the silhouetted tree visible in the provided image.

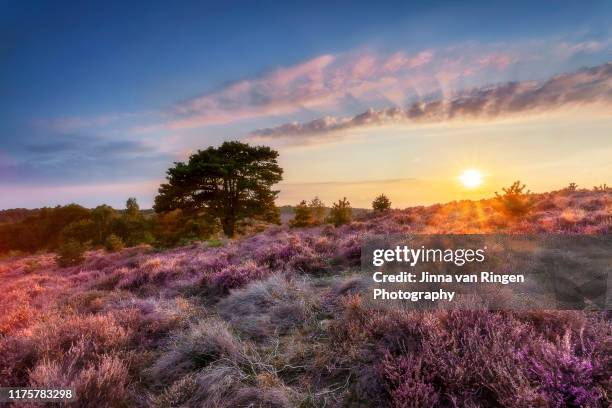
[326,197,352,226]
[494,181,534,218]
[372,194,392,212]
[154,141,283,237]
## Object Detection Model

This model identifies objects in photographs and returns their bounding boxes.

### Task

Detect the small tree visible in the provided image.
[114,198,154,246]
[104,234,125,252]
[60,219,95,245]
[91,205,116,245]
[290,200,313,228]
[326,197,352,227]
[593,184,609,191]
[372,194,392,212]
[494,181,534,218]
[56,239,86,267]
[125,197,140,218]
[564,182,578,192]
[309,197,326,225]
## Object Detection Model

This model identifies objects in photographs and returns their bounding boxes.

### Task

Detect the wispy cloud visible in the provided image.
[153,37,609,131]
[32,37,610,137]
[248,63,612,142]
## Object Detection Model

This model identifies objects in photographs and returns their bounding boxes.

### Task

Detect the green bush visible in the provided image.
[372,194,392,212]
[494,181,534,218]
[309,197,326,225]
[56,240,87,267]
[104,234,125,252]
[326,197,352,227]
[290,200,313,228]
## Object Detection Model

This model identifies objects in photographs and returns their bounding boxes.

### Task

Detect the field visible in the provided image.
[0,189,611,407]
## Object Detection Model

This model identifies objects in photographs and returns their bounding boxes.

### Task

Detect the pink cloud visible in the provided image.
[383,50,434,72]
[249,63,612,142]
[478,53,515,70]
[125,37,611,132]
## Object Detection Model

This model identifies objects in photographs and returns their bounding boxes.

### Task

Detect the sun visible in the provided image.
[459,169,483,189]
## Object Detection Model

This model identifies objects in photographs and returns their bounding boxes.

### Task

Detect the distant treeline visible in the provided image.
[0,208,41,224]
[0,198,219,254]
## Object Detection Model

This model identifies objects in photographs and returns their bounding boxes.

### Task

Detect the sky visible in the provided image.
[1,0,611,209]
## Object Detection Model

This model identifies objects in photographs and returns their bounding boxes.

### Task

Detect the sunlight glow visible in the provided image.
[459,169,483,189]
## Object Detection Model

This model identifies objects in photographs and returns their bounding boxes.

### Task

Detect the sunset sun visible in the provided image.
[459,169,483,189]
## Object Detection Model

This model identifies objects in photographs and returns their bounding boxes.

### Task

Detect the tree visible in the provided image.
[56,239,87,267]
[326,197,352,227]
[309,197,326,225]
[494,181,534,218]
[125,197,140,217]
[60,219,95,245]
[91,205,116,245]
[104,234,125,252]
[154,141,283,237]
[290,200,313,228]
[119,198,152,246]
[564,182,578,192]
[372,194,392,212]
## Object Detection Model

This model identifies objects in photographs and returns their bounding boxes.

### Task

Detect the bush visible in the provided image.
[494,181,534,218]
[372,194,391,212]
[309,197,326,225]
[289,201,312,228]
[564,182,578,192]
[326,197,352,227]
[210,260,266,294]
[104,234,125,252]
[56,240,87,267]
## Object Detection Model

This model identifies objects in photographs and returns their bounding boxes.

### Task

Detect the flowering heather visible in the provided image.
[0,189,610,406]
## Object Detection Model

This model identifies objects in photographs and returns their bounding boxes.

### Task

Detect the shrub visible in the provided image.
[60,219,96,245]
[56,239,87,267]
[29,353,129,407]
[104,234,125,252]
[309,196,326,225]
[210,260,266,294]
[150,319,244,383]
[289,200,313,228]
[494,181,534,218]
[372,194,392,212]
[564,182,579,192]
[592,183,609,191]
[326,197,352,227]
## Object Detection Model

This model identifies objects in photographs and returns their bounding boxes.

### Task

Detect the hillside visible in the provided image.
[0,189,610,407]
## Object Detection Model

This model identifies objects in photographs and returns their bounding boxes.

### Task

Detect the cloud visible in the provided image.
[32,37,607,136]
[148,37,610,131]
[1,136,173,185]
[248,63,612,141]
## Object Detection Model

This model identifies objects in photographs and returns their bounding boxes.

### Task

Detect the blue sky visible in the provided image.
[1,1,611,208]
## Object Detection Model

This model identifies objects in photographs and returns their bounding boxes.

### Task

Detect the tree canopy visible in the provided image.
[154,141,283,237]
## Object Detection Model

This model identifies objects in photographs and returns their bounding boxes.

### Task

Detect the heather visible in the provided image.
[0,189,610,407]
